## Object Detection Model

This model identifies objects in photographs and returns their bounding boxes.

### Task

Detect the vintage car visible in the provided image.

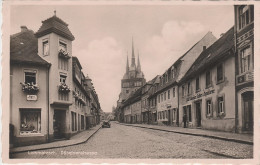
[102,120,111,128]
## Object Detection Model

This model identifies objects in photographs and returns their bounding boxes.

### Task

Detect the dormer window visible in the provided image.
[43,40,49,56]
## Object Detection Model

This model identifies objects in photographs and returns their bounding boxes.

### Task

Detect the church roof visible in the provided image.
[35,15,75,41]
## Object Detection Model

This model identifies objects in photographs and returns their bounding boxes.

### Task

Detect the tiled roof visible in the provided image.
[180,27,234,83]
[35,15,75,41]
[10,28,50,66]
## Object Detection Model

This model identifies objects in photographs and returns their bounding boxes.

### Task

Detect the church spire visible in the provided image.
[131,37,136,68]
[137,50,141,72]
[126,52,129,73]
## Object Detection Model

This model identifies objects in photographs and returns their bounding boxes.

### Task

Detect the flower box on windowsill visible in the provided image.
[20,82,39,94]
[58,83,70,94]
[58,49,71,59]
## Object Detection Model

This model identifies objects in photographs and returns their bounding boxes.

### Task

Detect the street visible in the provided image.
[11,122,253,159]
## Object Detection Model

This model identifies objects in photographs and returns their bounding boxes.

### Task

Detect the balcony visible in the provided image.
[236,70,254,86]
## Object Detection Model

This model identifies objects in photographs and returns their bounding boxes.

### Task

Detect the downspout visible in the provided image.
[234,6,238,133]
[177,85,179,127]
[47,65,50,142]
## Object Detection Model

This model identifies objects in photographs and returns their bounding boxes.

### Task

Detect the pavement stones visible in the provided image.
[118,122,253,145]
[10,124,102,154]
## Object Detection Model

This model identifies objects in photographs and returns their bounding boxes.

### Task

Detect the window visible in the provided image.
[163,111,165,119]
[196,77,200,91]
[154,98,157,106]
[218,96,225,115]
[126,90,129,94]
[58,58,69,71]
[60,74,67,83]
[240,46,252,73]
[217,64,224,82]
[187,82,191,95]
[161,94,163,102]
[168,90,170,99]
[43,40,49,56]
[165,74,168,83]
[81,115,84,130]
[20,109,41,134]
[59,41,67,51]
[173,88,175,97]
[206,100,212,116]
[164,92,166,101]
[206,71,211,88]
[24,71,36,84]
[182,85,185,97]
[239,5,251,30]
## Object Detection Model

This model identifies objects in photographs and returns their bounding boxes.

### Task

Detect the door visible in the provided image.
[195,102,201,127]
[53,110,66,139]
[243,91,253,132]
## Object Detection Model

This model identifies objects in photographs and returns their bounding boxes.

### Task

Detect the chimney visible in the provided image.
[203,46,207,51]
[20,26,28,32]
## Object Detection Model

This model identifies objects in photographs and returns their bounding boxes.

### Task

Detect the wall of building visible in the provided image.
[179,56,236,132]
[10,64,49,146]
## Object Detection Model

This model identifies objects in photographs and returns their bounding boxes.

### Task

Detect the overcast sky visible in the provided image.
[10,5,234,112]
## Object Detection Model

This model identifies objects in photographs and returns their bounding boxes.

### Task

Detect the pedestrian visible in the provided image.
[183,114,187,128]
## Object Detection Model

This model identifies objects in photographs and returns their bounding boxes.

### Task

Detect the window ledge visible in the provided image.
[216,79,225,85]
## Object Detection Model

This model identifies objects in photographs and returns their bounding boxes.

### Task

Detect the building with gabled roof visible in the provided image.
[178,27,235,131]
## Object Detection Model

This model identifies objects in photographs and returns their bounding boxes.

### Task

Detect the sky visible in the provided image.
[10,4,234,112]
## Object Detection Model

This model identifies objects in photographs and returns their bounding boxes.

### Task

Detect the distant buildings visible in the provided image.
[10,13,101,147]
[115,5,254,134]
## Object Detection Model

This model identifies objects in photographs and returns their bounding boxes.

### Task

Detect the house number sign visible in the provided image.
[27,95,37,101]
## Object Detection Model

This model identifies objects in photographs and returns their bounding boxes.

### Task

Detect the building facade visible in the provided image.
[179,27,236,132]
[10,14,101,146]
[234,5,254,133]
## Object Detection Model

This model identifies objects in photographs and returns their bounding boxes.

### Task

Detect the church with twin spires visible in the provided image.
[118,39,146,103]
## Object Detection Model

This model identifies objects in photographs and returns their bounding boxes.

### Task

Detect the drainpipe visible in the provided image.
[47,65,50,142]
[177,85,179,127]
[234,6,238,133]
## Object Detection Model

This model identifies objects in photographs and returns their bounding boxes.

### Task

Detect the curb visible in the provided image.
[10,125,102,154]
[118,123,253,145]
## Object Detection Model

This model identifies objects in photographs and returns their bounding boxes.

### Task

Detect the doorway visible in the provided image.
[242,91,253,132]
[53,110,66,139]
[195,101,201,127]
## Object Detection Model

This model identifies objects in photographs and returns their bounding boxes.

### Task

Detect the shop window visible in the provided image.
[217,63,224,83]
[206,99,212,116]
[168,90,170,99]
[218,96,225,115]
[59,41,67,51]
[43,40,49,56]
[206,71,211,88]
[165,110,168,119]
[20,109,41,134]
[24,70,36,84]
[196,77,200,92]
[240,46,253,73]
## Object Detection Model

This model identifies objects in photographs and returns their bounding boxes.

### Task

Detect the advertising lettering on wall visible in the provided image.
[186,89,215,101]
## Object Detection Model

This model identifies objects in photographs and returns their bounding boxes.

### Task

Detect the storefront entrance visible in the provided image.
[242,91,253,132]
[53,110,66,139]
[195,101,201,127]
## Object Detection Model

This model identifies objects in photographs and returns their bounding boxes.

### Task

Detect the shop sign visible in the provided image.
[186,89,215,101]
[27,95,37,101]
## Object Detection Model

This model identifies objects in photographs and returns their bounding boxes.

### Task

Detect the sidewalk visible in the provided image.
[10,124,102,154]
[118,122,253,145]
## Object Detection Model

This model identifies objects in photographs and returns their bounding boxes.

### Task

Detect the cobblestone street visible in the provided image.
[10,122,253,159]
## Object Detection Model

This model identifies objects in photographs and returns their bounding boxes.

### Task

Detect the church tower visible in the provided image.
[119,39,146,103]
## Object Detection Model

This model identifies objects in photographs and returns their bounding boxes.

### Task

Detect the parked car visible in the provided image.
[102,120,111,128]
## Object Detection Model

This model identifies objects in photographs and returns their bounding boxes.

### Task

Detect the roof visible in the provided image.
[122,87,142,108]
[72,56,82,70]
[10,28,50,66]
[35,15,75,41]
[180,27,234,83]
